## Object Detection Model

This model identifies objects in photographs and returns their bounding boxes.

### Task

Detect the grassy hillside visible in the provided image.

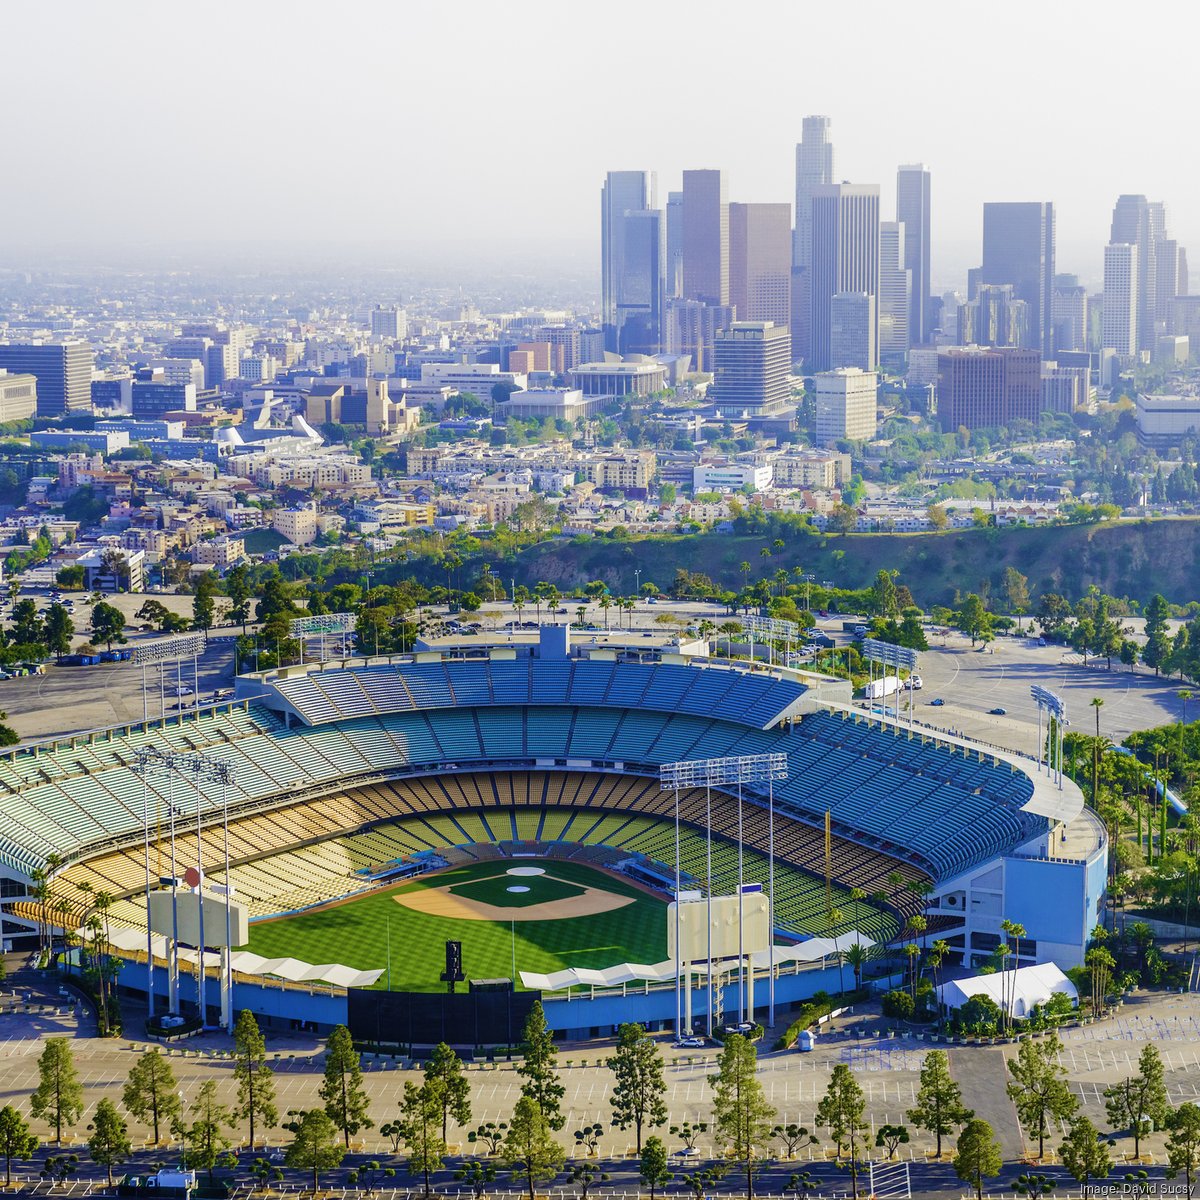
[508,518,1200,608]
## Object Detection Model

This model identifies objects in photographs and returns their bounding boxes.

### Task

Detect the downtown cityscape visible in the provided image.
[1,3,1200,1199]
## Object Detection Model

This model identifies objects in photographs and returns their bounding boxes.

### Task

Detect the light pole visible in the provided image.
[659,753,788,1035]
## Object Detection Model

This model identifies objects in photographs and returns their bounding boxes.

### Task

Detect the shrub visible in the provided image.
[882,990,915,1020]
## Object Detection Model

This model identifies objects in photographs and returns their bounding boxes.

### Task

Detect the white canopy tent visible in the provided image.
[937,962,1078,1018]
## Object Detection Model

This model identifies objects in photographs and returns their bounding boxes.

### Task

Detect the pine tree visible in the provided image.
[709,1034,778,1200]
[516,1001,565,1131]
[502,1096,565,1200]
[30,1038,84,1145]
[283,1109,345,1193]
[232,1009,278,1149]
[815,1062,868,1199]
[606,1022,668,1153]
[639,1135,672,1199]
[320,1025,373,1148]
[192,571,217,638]
[954,1118,1003,1200]
[397,1082,445,1198]
[184,1080,233,1183]
[1166,1102,1200,1195]
[908,1049,973,1157]
[1006,1035,1078,1160]
[1143,594,1172,675]
[87,1098,132,1187]
[122,1049,182,1145]
[1060,1115,1111,1196]
[1103,1044,1170,1160]
[0,1105,39,1186]
[423,1041,471,1143]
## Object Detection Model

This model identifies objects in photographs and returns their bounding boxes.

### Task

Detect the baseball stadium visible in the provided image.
[0,626,1106,1042]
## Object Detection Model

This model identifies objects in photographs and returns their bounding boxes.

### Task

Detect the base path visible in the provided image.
[948,1047,1025,1159]
[392,879,634,922]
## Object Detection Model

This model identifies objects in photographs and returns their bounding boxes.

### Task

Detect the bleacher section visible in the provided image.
[1,695,1041,904]
[273,660,806,732]
[89,778,903,943]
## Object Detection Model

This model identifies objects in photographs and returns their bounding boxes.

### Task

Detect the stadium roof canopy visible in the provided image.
[518,932,875,991]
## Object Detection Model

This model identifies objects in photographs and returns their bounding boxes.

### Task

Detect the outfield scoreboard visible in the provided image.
[666,891,769,962]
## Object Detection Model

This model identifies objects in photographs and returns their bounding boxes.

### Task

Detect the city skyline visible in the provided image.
[1,0,1196,290]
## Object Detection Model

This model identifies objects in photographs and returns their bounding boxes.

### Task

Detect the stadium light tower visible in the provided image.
[132,633,207,724]
[134,748,235,1031]
[288,612,356,663]
[659,752,788,1032]
[1031,685,1067,790]
[862,638,919,726]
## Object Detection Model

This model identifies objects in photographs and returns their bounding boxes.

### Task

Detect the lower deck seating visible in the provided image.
[61,770,919,942]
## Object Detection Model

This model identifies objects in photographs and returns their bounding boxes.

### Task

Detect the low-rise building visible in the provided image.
[75,545,146,593]
[190,535,247,568]
[692,461,774,492]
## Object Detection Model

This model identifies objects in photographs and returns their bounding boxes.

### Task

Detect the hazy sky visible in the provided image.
[3,0,1196,290]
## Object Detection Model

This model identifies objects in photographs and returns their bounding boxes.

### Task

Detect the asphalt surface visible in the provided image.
[1,962,1193,1197]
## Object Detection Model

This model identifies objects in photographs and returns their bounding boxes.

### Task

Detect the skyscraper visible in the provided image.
[0,340,93,416]
[1052,274,1088,353]
[681,170,729,306]
[809,183,880,372]
[791,116,835,361]
[878,221,911,365]
[601,172,665,356]
[936,346,1041,430]
[981,202,1055,357]
[814,367,878,444]
[1155,238,1186,335]
[665,191,684,300]
[728,202,791,327]
[1102,243,1139,357]
[830,293,876,371]
[601,171,658,353]
[711,321,791,416]
[1110,194,1162,353]
[959,285,1028,349]
[896,164,931,346]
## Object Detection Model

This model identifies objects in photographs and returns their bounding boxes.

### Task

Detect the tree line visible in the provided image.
[7,1006,1200,1196]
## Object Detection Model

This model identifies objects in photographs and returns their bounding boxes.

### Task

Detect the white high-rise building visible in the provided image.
[791,116,835,363]
[878,221,911,365]
[1102,243,1139,358]
[814,367,878,445]
[370,306,407,341]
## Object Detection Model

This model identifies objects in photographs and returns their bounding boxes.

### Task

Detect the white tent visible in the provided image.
[937,962,1077,1018]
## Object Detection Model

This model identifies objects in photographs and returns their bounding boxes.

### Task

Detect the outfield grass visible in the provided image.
[245,860,667,991]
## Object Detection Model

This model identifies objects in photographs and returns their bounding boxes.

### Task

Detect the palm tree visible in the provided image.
[575,605,587,627]
[994,941,1012,1031]
[845,942,870,992]
[929,939,950,1000]
[849,887,867,932]
[904,943,920,1001]
[1090,697,1104,806]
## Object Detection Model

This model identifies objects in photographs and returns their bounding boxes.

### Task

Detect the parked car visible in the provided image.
[988,706,1007,715]
[929,697,945,706]
[908,674,923,689]
[172,685,194,696]
[675,1036,707,1048]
